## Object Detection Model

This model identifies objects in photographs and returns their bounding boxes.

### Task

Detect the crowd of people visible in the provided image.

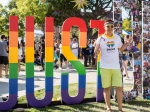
[0,34,99,77]
[143,53,150,99]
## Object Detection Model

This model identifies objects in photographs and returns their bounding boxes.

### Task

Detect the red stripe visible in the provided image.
[26,16,34,32]
[90,20,105,34]
[62,17,87,32]
[45,17,54,32]
[9,16,18,31]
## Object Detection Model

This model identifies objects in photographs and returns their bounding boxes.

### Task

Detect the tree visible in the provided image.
[45,0,112,38]
[0,4,9,35]
[16,0,48,27]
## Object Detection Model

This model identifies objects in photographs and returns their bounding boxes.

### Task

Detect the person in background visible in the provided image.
[59,40,68,70]
[88,40,93,66]
[34,50,41,66]
[18,42,23,74]
[122,35,129,79]
[82,43,90,67]
[0,35,9,77]
[71,38,78,58]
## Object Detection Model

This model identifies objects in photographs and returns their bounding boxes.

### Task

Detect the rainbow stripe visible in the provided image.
[90,20,105,102]
[61,17,87,104]
[25,17,54,107]
[107,41,115,47]
[0,16,18,110]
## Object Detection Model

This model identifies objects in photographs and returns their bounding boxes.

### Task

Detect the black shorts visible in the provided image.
[59,53,67,62]
[0,56,8,65]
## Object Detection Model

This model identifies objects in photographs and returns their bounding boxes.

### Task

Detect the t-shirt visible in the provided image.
[96,34,122,69]
[71,42,78,54]
[0,41,8,57]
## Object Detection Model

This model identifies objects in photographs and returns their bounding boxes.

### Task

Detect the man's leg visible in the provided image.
[116,87,123,111]
[104,87,111,110]
[5,64,8,76]
[112,69,123,111]
[4,56,9,76]
[0,64,3,76]
[100,68,112,110]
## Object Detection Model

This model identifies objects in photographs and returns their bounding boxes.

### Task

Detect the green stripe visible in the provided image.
[26,63,34,78]
[45,62,53,77]
[9,63,18,78]
[97,62,101,76]
[70,61,86,75]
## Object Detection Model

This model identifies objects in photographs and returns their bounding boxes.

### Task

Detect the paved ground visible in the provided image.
[0,64,134,102]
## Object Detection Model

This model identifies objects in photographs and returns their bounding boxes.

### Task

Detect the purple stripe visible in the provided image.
[96,89,104,102]
[26,92,53,107]
[61,88,85,104]
[0,94,17,111]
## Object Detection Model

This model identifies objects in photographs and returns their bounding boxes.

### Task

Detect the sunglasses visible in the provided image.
[106,25,114,28]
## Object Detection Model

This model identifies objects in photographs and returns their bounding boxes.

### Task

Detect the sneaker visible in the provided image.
[59,67,62,70]
[125,77,129,80]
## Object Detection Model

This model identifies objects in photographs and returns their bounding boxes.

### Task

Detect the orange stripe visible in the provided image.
[79,32,87,48]
[9,32,18,47]
[45,32,53,47]
[62,31,70,46]
[26,32,34,47]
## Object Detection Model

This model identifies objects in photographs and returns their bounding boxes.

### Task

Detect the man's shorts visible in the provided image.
[100,68,122,88]
[0,56,8,65]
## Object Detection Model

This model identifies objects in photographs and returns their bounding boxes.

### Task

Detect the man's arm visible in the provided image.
[119,43,129,52]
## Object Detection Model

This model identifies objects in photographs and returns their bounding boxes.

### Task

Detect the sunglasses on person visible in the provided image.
[106,25,114,28]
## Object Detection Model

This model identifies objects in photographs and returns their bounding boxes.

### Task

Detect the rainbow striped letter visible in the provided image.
[61,17,87,104]
[90,20,105,102]
[0,16,18,110]
[25,17,54,107]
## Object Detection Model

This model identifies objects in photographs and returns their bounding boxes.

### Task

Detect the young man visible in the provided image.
[94,20,133,112]
[0,35,9,77]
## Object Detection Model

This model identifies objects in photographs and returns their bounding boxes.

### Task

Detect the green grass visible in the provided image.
[17,83,150,112]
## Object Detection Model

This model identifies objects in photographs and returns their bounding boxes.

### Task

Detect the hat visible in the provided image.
[104,19,114,25]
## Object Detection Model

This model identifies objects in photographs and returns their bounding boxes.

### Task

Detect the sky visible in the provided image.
[0,0,10,6]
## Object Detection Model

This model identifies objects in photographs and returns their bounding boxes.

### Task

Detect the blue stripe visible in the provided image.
[9,79,18,94]
[79,75,86,89]
[45,77,53,92]
[61,74,68,90]
[26,78,34,93]
[97,75,103,89]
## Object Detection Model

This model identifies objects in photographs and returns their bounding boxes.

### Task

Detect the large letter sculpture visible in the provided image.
[90,20,105,102]
[25,17,54,107]
[0,16,18,110]
[61,17,87,104]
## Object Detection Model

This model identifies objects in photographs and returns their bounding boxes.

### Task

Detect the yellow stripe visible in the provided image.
[9,47,18,63]
[97,54,100,62]
[62,46,78,61]
[45,47,53,62]
[26,47,34,62]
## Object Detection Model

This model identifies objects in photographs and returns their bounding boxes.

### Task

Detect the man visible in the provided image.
[0,35,9,77]
[94,19,132,112]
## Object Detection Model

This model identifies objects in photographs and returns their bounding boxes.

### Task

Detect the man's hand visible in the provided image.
[126,35,133,45]
[94,44,100,54]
